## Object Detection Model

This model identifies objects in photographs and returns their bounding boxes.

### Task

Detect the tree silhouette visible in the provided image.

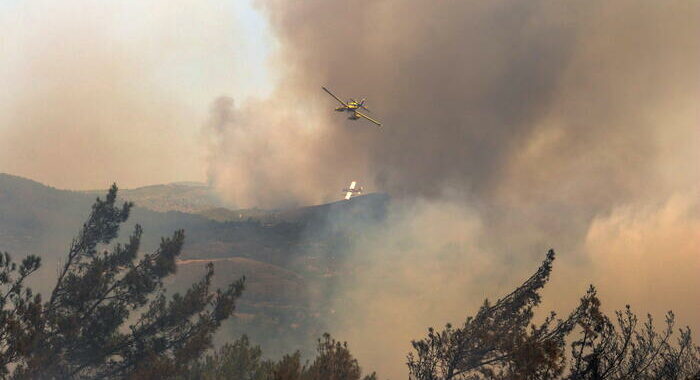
[0,252,42,376]
[184,333,377,380]
[182,335,273,380]
[407,250,700,380]
[567,305,700,379]
[302,333,376,380]
[1,185,244,379]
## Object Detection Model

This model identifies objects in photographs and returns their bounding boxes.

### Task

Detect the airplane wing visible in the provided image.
[322,87,348,107]
[354,111,382,126]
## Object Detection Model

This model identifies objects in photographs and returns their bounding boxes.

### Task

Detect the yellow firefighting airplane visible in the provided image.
[322,86,382,127]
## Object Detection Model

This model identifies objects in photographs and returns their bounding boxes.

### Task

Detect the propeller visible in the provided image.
[358,98,372,112]
[349,97,372,112]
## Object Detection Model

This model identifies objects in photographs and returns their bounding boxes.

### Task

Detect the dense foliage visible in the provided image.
[182,333,376,380]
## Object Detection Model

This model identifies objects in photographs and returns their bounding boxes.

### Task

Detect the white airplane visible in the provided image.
[342,181,363,200]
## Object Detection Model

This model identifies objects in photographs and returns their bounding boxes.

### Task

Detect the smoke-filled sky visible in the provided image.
[2,0,699,377]
[243,1,697,376]
[0,0,274,189]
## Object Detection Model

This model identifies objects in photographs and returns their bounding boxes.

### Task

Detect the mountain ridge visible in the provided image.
[0,172,389,356]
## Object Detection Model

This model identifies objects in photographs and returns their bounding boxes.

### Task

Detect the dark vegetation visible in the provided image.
[1,185,245,378]
[181,334,376,380]
[1,178,698,379]
[407,251,700,379]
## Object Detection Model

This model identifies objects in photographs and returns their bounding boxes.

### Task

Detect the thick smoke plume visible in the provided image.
[202,0,699,377]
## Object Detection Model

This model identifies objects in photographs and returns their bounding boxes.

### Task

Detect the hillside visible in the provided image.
[85,181,389,235]
[199,194,388,226]
[0,174,299,265]
[85,182,224,214]
[0,175,388,323]
[0,172,389,354]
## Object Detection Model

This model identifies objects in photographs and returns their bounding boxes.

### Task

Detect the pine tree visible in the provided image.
[407,250,600,380]
[567,305,700,379]
[303,333,377,380]
[407,250,700,380]
[184,333,377,380]
[0,252,42,376]
[182,335,273,380]
[1,185,245,379]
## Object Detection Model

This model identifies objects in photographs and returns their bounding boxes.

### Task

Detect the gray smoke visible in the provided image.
[202,0,699,377]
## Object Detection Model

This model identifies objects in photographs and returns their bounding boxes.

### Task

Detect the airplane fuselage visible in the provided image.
[335,100,360,112]
[335,101,362,119]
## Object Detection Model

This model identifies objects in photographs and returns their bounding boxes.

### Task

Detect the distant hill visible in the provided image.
[0,172,389,356]
[0,173,96,256]
[85,181,224,214]
[85,181,389,232]
[199,194,388,226]
[0,174,294,262]
[0,172,389,281]
[199,207,281,223]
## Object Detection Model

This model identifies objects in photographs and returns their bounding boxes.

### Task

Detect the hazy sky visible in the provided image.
[0,0,273,189]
